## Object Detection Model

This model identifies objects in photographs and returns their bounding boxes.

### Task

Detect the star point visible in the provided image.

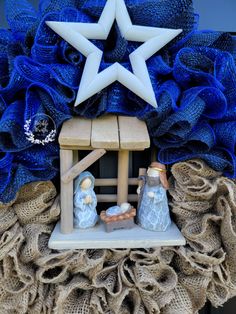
[46,0,182,108]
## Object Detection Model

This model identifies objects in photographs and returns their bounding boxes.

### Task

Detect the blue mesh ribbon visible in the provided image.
[0,100,31,152]
[158,146,236,178]
[0,0,235,202]
[0,152,13,194]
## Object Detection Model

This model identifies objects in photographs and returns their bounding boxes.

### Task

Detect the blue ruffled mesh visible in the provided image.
[0,143,58,203]
[0,100,31,152]
[158,147,236,178]
[171,30,235,56]
[213,121,236,152]
[0,0,235,202]
[0,152,13,194]
[5,0,37,41]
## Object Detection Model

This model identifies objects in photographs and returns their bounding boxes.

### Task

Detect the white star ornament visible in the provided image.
[46,0,182,108]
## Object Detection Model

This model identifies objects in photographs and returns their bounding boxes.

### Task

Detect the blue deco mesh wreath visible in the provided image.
[0,0,236,203]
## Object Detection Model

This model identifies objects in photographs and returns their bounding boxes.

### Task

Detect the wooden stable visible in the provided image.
[49,114,185,249]
[59,115,150,234]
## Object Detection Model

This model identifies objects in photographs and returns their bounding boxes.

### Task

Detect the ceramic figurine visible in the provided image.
[100,203,136,232]
[106,202,131,217]
[137,162,171,231]
[74,171,98,229]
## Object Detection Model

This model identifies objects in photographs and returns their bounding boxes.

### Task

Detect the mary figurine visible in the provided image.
[137,162,171,232]
[74,171,98,229]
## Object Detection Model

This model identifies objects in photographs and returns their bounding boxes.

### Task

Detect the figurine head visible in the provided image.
[74,171,95,194]
[120,202,131,213]
[147,167,159,177]
[81,177,92,190]
[148,162,169,190]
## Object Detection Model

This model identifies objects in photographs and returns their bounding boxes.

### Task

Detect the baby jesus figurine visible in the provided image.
[137,162,171,232]
[74,171,98,229]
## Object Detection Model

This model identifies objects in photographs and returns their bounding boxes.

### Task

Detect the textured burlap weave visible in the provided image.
[0,160,235,313]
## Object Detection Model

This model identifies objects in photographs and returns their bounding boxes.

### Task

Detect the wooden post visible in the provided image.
[60,149,74,234]
[117,150,129,205]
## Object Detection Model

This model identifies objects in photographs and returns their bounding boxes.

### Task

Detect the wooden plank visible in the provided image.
[49,221,186,250]
[62,149,106,183]
[97,194,138,202]
[60,149,74,234]
[61,146,149,152]
[117,150,129,205]
[59,117,91,148]
[95,178,139,186]
[118,116,150,150]
[91,115,119,149]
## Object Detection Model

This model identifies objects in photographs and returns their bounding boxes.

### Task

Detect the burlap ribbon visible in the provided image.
[0,159,235,313]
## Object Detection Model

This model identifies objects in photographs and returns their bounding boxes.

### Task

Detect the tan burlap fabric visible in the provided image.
[0,159,235,313]
[170,159,236,310]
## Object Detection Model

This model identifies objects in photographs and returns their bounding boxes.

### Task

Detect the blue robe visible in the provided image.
[138,176,171,231]
[74,171,98,229]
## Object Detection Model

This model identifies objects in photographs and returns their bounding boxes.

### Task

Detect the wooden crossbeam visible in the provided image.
[97,194,138,203]
[94,178,139,186]
[61,149,106,184]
